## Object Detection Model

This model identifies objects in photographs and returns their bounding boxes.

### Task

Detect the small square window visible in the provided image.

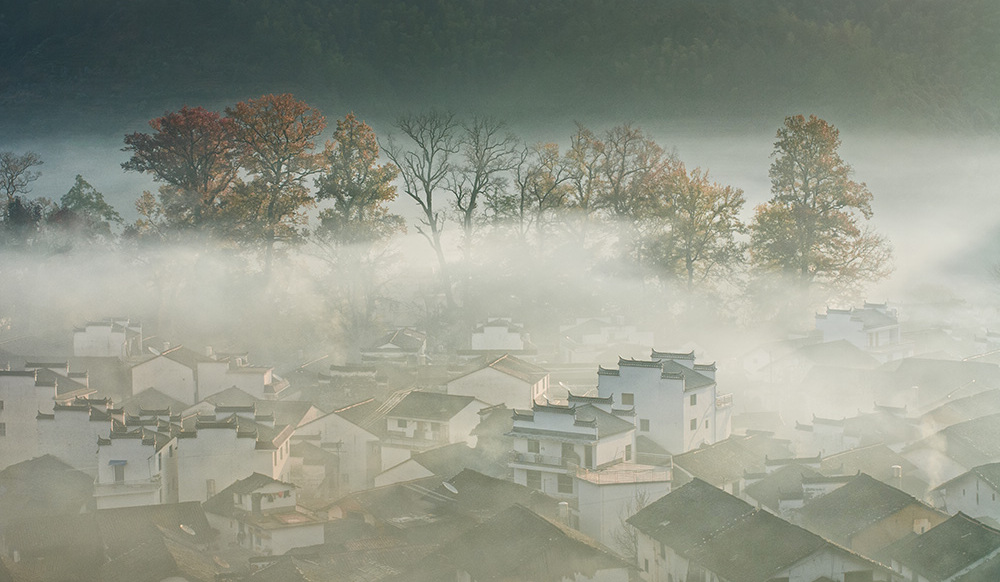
[396,419,407,429]
[527,440,540,453]
[690,419,697,431]
[640,419,649,432]
[690,394,697,406]
[621,393,634,406]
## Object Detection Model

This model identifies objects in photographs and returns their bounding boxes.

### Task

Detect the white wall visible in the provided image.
[132,358,196,405]
[577,479,671,551]
[448,367,540,410]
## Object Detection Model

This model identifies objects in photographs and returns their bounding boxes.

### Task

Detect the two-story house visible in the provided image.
[446,353,549,410]
[203,473,324,556]
[816,303,913,363]
[94,427,179,509]
[596,350,732,455]
[508,400,637,503]
[381,391,490,470]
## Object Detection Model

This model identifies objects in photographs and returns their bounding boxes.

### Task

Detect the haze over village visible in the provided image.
[4,2,1000,582]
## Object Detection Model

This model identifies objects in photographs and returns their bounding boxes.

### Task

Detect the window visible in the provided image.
[557,473,573,494]
[396,419,407,429]
[844,571,873,582]
[562,442,577,463]
[0,422,6,437]
[690,394,697,406]
[621,393,634,406]
[526,470,541,490]
[157,453,161,471]
[527,440,540,453]
[690,419,697,431]
[0,400,4,410]
[644,559,649,572]
[625,444,632,461]
[640,419,650,432]
[584,445,593,468]
[113,464,125,483]
[705,420,709,429]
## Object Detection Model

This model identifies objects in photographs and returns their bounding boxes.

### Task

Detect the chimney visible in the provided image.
[558,501,570,525]
[892,465,903,489]
[205,346,214,358]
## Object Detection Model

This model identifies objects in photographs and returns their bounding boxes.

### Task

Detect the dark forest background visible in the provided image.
[2,0,999,132]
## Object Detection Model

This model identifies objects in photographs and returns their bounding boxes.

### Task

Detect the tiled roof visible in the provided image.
[386,391,477,421]
[484,354,548,383]
[797,473,932,544]
[744,464,823,511]
[426,504,628,581]
[890,513,1000,581]
[686,509,829,582]
[627,478,756,553]
[672,434,790,486]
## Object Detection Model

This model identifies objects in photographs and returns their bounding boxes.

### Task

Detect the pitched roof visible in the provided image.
[627,478,756,554]
[120,388,189,416]
[921,389,1000,430]
[386,391,478,421]
[744,464,822,511]
[797,473,933,544]
[890,513,1000,580]
[400,443,507,480]
[509,402,636,441]
[660,360,715,389]
[672,434,791,486]
[685,509,829,582]
[422,504,628,581]
[933,462,1000,494]
[905,412,1000,469]
[366,329,426,352]
[481,354,548,383]
[0,454,95,530]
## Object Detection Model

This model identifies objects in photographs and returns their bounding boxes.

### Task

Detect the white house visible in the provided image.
[446,353,549,410]
[73,319,142,360]
[816,303,913,363]
[360,328,427,364]
[508,400,637,504]
[931,463,1000,525]
[203,473,324,556]
[596,350,732,455]
[173,413,293,502]
[291,405,382,495]
[381,391,490,470]
[469,318,534,353]
[576,462,671,552]
[94,427,178,509]
[131,345,288,406]
[36,398,116,475]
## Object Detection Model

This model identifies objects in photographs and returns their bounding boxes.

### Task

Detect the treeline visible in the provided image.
[2,0,999,127]
[0,96,890,353]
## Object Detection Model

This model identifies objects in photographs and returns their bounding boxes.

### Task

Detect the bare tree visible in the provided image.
[383,110,460,308]
[0,151,43,203]
[612,488,651,565]
[448,115,518,262]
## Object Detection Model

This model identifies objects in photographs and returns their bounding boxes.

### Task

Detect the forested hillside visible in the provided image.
[2,0,998,129]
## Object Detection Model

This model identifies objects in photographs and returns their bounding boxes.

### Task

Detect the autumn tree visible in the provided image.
[653,165,746,290]
[47,175,123,245]
[485,141,570,247]
[383,110,460,308]
[0,151,43,204]
[314,113,404,339]
[750,115,892,294]
[562,124,606,242]
[122,106,239,234]
[226,94,327,274]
